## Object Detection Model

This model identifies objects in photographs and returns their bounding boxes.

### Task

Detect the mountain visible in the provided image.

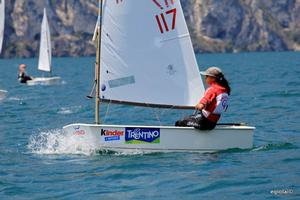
[184,0,300,53]
[1,0,300,58]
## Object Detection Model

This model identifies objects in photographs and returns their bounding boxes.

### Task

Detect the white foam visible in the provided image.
[8,97,21,101]
[57,106,82,115]
[28,129,100,156]
[110,149,150,156]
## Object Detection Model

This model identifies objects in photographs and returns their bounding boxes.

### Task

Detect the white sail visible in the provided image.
[100,0,205,108]
[0,0,4,54]
[38,8,52,72]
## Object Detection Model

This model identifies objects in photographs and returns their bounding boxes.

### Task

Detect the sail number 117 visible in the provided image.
[155,8,177,34]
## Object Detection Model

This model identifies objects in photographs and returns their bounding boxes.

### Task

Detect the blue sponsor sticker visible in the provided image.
[105,136,120,141]
[125,128,160,144]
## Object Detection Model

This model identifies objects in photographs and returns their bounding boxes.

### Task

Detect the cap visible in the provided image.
[200,66,223,79]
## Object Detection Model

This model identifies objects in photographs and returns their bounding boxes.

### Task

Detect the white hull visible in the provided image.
[63,123,255,153]
[0,89,7,100]
[26,76,61,86]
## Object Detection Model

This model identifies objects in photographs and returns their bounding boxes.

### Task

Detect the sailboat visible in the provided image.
[0,89,7,101]
[63,0,255,153]
[0,0,8,100]
[0,0,4,54]
[27,8,61,86]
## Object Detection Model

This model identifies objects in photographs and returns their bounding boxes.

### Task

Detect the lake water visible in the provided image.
[0,52,299,199]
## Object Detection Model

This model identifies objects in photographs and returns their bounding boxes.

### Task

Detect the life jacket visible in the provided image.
[18,72,32,83]
[199,83,229,122]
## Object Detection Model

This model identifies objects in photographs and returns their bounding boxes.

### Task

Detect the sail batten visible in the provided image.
[101,98,195,110]
[38,8,52,72]
[160,34,190,42]
[100,0,205,107]
[0,0,4,54]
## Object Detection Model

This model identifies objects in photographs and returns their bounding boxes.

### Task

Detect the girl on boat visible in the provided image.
[175,66,231,130]
[18,64,33,83]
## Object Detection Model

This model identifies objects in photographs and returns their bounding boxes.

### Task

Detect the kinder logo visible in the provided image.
[101,129,124,141]
[125,128,160,144]
[101,129,124,136]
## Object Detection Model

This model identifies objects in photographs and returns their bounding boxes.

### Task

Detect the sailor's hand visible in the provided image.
[195,103,204,110]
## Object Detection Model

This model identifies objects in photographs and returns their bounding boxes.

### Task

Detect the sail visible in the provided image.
[93,15,100,42]
[0,0,4,54]
[100,0,205,108]
[38,8,52,72]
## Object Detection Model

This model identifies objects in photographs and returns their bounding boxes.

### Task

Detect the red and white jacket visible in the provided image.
[199,83,229,122]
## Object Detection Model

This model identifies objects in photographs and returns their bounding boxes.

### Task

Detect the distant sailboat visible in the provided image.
[0,89,7,101]
[0,0,8,99]
[63,0,255,153]
[0,0,4,54]
[27,8,61,85]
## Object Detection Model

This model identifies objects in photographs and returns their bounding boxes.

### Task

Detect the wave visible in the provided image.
[260,90,300,98]
[7,96,24,101]
[96,149,156,156]
[217,142,298,154]
[251,142,298,152]
[57,106,82,115]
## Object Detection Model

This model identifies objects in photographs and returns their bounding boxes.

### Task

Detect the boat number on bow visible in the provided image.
[152,0,177,34]
[125,128,160,144]
[73,126,86,136]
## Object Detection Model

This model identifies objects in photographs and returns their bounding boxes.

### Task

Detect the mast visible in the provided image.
[95,0,103,124]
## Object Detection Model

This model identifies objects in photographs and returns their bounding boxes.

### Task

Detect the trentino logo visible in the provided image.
[125,128,160,144]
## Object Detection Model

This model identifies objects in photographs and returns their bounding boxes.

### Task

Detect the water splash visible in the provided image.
[28,129,160,156]
[28,129,100,156]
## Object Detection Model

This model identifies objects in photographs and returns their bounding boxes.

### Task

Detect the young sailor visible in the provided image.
[175,66,230,130]
[18,64,33,83]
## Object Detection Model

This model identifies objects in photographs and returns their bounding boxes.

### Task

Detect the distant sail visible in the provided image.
[38,8,52,72]
[99,0,205,107]
[92,15,100,43]
[0,0,4,54]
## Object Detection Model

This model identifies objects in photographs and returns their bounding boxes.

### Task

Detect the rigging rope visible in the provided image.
[103,99,111,123]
